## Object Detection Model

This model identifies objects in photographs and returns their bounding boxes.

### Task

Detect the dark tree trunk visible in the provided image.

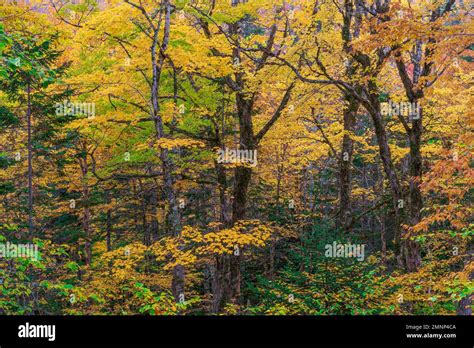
[209,16,292,312]
[216,161,232,226]
[337,0,363,231]
[396,47,429,272]
[395,51,424,272]
[338,95,358,230]
[105,190,112,252]
[78,142,92,265]
[402,115,423,272]
[365,84,403,257]
[231,90,255,222]
[106,208,112,252]
[148,186,159,242]
[27,81,33,238]
[457,246,473,315]
[145,0,184,301]
[228,88,255,306]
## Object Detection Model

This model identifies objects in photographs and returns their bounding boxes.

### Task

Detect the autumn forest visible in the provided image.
[0,0,472,316]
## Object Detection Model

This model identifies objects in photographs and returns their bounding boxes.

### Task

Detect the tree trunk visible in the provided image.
[147,0,184,301]
[402,114,423,271]
[79,144,92,266]
[365,85,403,258]
[148,186,159,242]
[229,92,255,306]
[457,246,473,315]
[211,153,236,312]
[338,0,362,231]
[394,45,424,272]
[27,81,33,238]
[338,94,358,230]
[105,190,112,252]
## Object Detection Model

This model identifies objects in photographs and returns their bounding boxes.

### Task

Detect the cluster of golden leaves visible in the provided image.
[150,220,273,270]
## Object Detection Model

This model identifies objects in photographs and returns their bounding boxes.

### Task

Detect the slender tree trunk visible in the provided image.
[27,81,33,238]
[211,160,232,312]
[138,179,148,241]
[365,85,403,257]
[338,95,358,230]
[338,0,362,231]
[105,190,112,252]
[216,161,232,226]
[148,186,159,242]
[83,204,92,265]
[79,144,92,265]
[145,0,184,301]
[371,112,402,247]
[106,209,112,252]
[275,147,282,204]
[161,148,184,298]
